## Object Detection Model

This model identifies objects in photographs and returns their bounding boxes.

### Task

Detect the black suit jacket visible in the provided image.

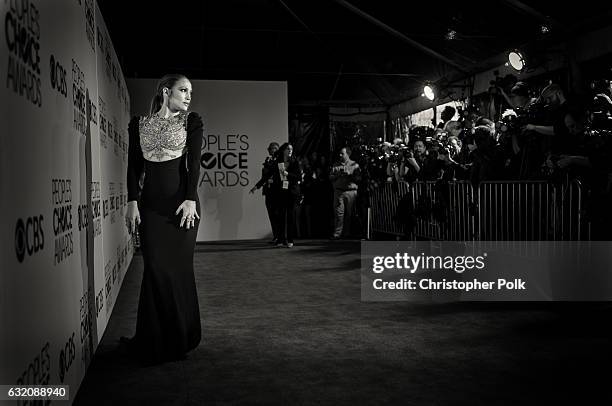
[271,158,302,196]
[254,156,276,196]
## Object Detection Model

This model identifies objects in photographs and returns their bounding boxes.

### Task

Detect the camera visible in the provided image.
[588,79,612,132]
[498,100,547,135]
[402,148,414,160]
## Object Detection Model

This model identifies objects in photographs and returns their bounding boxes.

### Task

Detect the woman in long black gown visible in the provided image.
[124,74,203,364]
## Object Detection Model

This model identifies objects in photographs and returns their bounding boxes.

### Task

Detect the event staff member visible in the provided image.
[330,147,360,239]
[250,142,280,243]
[272,143,302,248]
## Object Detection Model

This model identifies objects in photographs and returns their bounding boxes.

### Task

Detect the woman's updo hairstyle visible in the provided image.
[149,74,187,115]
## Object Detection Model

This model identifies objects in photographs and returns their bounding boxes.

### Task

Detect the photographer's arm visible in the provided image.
[398,162,407,181]
[595,93,612,112]
[351,165,362,183]
[329,166,340,181]
[407,157,421,173]
[512,133,521,154]
[447,155,460,166]
[557,155,592,169]
[386,162,397,177]
[525,124,555,136]
[250,166,273,194]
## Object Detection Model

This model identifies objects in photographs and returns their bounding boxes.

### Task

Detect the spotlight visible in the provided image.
[506,50,526,72]
[422,84,436,101]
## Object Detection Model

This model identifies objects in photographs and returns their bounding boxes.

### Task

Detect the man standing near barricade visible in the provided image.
[250,142,280,243]
[330,147,361,239]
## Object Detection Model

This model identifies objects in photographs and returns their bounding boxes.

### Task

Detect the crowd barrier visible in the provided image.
[370,179,590,241]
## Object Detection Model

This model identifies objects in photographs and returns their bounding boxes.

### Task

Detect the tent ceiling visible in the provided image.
[98,0,612,107]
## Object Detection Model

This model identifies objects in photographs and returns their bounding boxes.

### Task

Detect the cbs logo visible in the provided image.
[15,216,45,263]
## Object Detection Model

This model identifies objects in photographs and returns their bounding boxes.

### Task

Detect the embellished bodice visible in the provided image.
[139,111,190,162]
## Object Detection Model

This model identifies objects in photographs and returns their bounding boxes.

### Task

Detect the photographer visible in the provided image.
[437,105,456,129]
[385,142,404,183]
[431,144,459,181]
[524,84,568,138]
[464,125,502,185]
[432,135,469,181]
[330,147,361,239]
[502,81,536,110]
[591,79,612,130]
[399,140,435,182]
[499,83,560,179]
[475,117,497,141]
[552,111,591,174]
[502,82,536,158]
[443,120,463,138]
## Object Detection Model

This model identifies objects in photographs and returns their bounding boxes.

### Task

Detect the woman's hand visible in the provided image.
[176,200,200,229]
[125,201,140,234]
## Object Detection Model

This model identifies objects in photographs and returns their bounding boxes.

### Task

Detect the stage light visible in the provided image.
[540,24,551,34]
[507,50,526,72]
[422,84,436,101]
[445,29,457,41]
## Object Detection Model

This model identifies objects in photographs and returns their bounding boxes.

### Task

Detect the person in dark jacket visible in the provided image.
[464,125,501,185]
[250,142,280,243]
[272,143,302,247]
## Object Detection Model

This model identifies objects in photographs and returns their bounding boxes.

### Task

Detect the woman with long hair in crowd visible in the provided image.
[273,143,302,247]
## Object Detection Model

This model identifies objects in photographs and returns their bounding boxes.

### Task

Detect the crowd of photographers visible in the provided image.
[252,77,612,241]
[355,79,612,188]
[349,78,612,238]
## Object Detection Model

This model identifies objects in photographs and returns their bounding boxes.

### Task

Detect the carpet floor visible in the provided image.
[73,239,612,405]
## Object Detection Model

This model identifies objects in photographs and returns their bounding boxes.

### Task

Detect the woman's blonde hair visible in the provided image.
[149,74,187,115]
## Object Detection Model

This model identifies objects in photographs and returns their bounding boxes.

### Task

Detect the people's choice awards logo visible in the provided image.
[200,152,217,170]
[200,134,250,187]
[52,179,74,266]
[4,0,43,107]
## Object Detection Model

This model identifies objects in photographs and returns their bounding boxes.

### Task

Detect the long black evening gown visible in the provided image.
[126,110,203,364]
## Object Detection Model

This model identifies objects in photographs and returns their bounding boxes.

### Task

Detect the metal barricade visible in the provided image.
[370,181,410,236]
[370,179,589,241]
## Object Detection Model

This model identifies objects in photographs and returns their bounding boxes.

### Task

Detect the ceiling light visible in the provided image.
[507,50,526,72]
[422,84,436,101]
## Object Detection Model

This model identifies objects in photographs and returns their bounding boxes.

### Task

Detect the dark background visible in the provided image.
[97,0,612,107]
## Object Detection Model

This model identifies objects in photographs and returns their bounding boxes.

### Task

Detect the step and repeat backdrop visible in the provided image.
[127,79,288,241]
[0,0,132,402]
